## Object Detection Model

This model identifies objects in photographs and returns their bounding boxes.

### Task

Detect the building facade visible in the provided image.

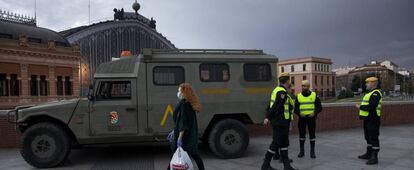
[0,11,81,109]
[278,57,335,99]
[60,2,176,95]
[334,61,411,95]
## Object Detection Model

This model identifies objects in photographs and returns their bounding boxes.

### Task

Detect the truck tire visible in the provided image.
[20,122,71,168]
[208,119,249,158]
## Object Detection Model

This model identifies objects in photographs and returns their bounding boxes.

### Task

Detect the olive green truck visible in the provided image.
[8,49,279,168]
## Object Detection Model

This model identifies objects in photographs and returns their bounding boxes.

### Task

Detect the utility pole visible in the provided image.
[34,0,37,24]
[88,0,91,25]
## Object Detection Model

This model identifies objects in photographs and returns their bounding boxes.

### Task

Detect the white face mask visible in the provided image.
[177,91,183,99]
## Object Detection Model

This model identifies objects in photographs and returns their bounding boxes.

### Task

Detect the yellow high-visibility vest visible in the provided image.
[297,92,316,116]
[359,89,382,117]
[270,86,293,120]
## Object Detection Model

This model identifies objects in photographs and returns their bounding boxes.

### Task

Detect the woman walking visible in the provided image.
[167,83,205,170]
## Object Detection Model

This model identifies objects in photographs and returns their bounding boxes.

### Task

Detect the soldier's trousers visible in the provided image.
[363,119,380,150]
[298,117,316,142]
[268,124,290,153]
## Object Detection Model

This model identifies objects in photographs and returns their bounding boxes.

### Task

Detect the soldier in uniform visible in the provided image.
[356,77,382,165]
[295,80,322,159]
[261,73,297,170]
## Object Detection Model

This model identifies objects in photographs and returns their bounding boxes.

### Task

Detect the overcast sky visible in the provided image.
[1,0,413,70]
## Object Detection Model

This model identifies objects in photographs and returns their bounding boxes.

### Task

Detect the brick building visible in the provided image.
[334,61,411,95]
[278,57,335,99]
[0,11,81,109]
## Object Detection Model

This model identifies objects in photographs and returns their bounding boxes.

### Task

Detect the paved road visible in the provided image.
[1,124,414,170]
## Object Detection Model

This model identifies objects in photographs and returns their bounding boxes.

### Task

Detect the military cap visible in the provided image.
[365,77,378,82]
[279,72,289,78]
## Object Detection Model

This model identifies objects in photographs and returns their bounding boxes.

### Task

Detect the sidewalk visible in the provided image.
[0,124,413,170]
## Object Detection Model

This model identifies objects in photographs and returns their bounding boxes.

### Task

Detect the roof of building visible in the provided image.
[349,64,390,73]
[0,20,70,47]
[279,56,332,65]
[59,19,174,49]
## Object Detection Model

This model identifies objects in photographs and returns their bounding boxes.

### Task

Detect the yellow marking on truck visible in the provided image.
[245,87,273,94]
[160,104,174,126]
[201,88,230,95]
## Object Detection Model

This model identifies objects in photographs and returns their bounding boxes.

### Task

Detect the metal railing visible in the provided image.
[0,10,36,25]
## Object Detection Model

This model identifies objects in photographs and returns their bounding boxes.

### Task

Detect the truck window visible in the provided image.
[243,63,271,82]
[153,66,185,85]
[199,63,229,82]
[96,81,131,100]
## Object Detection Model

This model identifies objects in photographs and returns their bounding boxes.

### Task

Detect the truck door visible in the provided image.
[146,64,188,134]
[89,78,138,136]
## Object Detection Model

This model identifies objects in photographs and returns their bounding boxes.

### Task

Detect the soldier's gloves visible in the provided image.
[167,130,174,142]
[177,138,183,147]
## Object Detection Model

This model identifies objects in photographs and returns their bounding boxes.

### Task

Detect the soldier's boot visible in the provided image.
[273,149,280,160]
[262,151,278,170]
[297,139,305,158]
[310,140,316,159]
[281,149,298,170]
[358,146,372,160]
[279,157,293,163]
[366,149,379,165]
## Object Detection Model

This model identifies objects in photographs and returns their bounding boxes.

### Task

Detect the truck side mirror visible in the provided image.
[88,85,94,101]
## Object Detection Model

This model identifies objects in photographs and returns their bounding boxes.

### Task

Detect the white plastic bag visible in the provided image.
[170,147,194,170]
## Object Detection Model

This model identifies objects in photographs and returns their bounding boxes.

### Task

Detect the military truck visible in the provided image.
[8,49,278,168]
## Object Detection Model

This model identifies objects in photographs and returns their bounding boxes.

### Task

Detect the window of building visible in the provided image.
[291,65,294,72]
[10,74,19,96]
[321,76,324,85]
[153,66,185,85]
[30,75,38,96]
[96,81,131,100]
[332,76,335,85]
[327,76,330,85]
[28,37,42,43]
[303,64,306,71]
[303,75,307,80]
[55,42,67,47]
[314,75,318,85]
[200,63,229,82]
[321,88,324,97]
[39,75,48,96]
[57,76,63,96]
[281,66,284,73]
[0,74,8,96]
[64,76,72,96]
[244,63,271,82]
[291,76,295,85]
[327,89,330,97]
[0,33,13,39]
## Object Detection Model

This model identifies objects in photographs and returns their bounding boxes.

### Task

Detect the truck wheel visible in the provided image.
[20,122,71,168]
[208,119,249,158]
